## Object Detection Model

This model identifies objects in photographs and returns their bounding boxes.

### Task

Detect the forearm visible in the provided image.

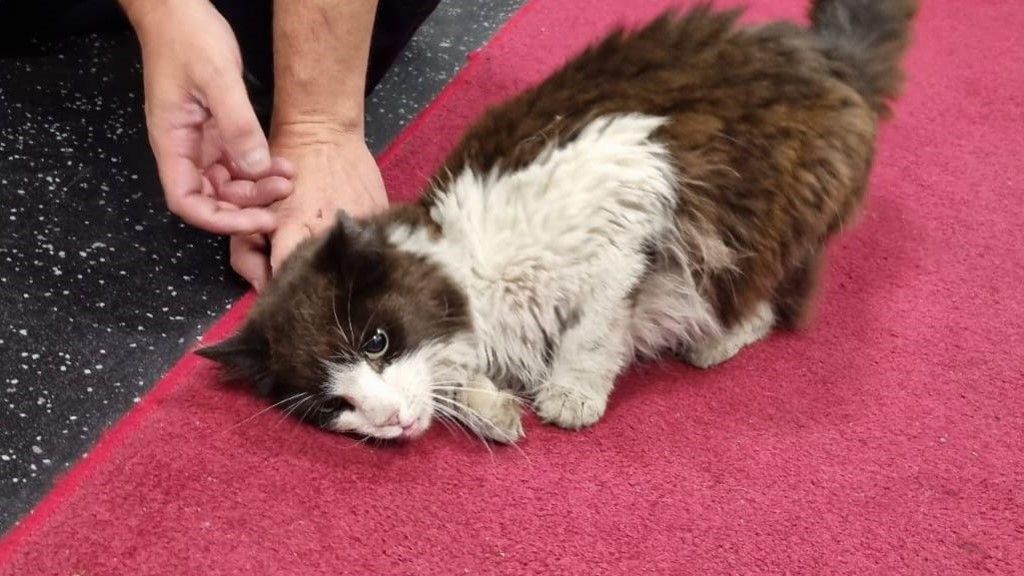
[116,0,149,26]
[272,0,379,140]
[118,0,186,37]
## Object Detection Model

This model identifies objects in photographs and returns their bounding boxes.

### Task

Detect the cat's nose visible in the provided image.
[383,411,401,427]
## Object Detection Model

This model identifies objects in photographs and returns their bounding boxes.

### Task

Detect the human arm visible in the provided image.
[119,0,296,240]
[230,0,388,289]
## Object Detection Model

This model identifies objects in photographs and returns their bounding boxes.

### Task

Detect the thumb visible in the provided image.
[270,223,314,274]
[203,74,272,177]
[230,234,271,293]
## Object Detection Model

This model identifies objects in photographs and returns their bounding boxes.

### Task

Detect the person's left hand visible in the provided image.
[126,0,295,237]
[229,129,389,291]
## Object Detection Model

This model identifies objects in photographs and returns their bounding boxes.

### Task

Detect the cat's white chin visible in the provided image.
[399,415,432,440]
[363,425,405,440]
[326,411,431,441]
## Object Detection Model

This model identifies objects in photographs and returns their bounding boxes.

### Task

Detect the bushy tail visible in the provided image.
[810,0,918,117]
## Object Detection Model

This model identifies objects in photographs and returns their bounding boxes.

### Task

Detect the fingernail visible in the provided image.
[240,148,271,173]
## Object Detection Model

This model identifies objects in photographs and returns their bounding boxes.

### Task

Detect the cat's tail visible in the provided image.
[810,0,918,118]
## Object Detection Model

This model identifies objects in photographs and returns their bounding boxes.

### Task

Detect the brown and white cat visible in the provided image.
[199,0,916,443]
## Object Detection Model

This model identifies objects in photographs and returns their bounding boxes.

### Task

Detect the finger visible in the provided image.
[256,175,294,202]
[220,154,296,180]
[200,173,216,198]
[155,151,204,213]
[170,188,277,235]
[215,175,293,208]
[230,234,271,293]
[270,156,296,179]
[202,74,272,176]
[270,224,314,274]
[205,163,232,188]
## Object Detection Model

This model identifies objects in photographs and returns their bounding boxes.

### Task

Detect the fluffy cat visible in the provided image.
[199,0,917,443]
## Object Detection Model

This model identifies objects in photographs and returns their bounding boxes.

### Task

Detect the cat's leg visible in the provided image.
[454,372,524,443]
[684,301,775,369]
[773,249,824,330]
[533,307,631,430]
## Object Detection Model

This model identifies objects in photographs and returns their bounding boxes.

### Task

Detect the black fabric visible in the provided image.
[214,0,442,95]
[0,0,128,54]
[0,0,442,95]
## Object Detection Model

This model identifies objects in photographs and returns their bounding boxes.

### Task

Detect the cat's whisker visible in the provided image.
[330,287,350,346]
[433,412,464,439]
[426,381,468,390]
[359,303,382,345]
[430,402,474,442]
[440,296,450,322]
[342,434,374,450]
[298,393,327,425]
[434,394,497,432]
[345,279,357,346]
[435,395,529,460]
[224,392,308,432]
[431,384,528,407]
[277,393,313,426]
[431,394,507,454]
[430,397,468,427]
[327,349,358,364]
[430,396,495,453]
[276,398,307,425]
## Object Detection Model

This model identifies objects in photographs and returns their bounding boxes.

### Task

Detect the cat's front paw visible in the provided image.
[533,386,606,430]
[460,377,524,444]
[473,389,520,444]
[480,394,525,444]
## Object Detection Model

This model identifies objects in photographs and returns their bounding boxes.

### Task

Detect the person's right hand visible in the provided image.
[126,0,294,237]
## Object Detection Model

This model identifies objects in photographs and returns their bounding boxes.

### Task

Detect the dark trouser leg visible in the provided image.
[0,0,442,97]
[0,0,128,54]
[215,0,442,95]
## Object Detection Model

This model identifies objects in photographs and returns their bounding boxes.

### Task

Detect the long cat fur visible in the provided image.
[199,0,917,443]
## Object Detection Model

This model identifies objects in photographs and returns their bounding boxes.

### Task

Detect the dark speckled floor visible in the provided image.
[0,0,525,533]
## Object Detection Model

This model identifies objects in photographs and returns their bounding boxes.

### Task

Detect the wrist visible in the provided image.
[119,0,179,35]
[270,115,367,148]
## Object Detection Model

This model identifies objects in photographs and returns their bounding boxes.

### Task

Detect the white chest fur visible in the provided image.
[390,114,692,386]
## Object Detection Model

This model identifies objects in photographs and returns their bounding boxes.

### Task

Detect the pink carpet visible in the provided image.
[2,0,1022,573]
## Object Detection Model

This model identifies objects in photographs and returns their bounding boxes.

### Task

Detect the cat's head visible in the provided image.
[197,211,473,441]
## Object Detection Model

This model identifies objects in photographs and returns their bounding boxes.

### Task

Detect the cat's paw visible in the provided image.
[683,341,742,369]
[533,386,606,430]
[479,394,524,444]
[460,377,524,444]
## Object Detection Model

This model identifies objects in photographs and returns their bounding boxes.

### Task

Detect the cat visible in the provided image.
[198,0,917,443]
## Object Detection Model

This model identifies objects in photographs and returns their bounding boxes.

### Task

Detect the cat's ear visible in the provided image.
[315,210,385,275]
[315,210,358,265]
[195,324,273,395]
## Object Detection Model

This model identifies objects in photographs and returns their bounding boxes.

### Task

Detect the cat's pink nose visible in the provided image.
[383,412,401,427]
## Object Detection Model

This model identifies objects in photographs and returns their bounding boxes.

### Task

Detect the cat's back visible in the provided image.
[431,7,870,183]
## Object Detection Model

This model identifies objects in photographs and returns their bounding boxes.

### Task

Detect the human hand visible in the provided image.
[126,0,295,235]
[229,128,389,290]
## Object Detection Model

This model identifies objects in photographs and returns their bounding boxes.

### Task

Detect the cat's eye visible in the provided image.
[362,328,389,359]
[318,396,353,414]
